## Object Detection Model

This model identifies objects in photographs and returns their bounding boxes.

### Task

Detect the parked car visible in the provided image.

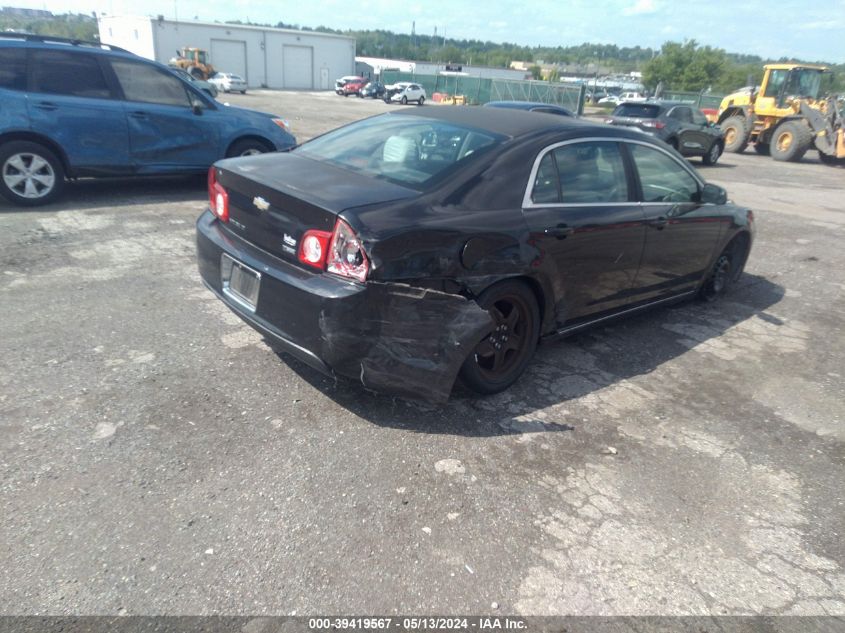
[208,72,247,94]
[387,82,426,105]
[170,66,218,98]
[586,89,607,103]
[341,77,367,97]
[335,75,364,95]
[598,91,644,106]
[484,101,575,117]
[606,101,725,165]
[196,107,753,402]
[360,81,386,99]
[0,34,295,206]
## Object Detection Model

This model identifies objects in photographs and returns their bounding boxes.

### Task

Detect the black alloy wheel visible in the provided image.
[459,281,540,395]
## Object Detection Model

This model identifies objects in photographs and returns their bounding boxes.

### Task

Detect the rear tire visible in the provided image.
[401,96,408,105]
[0,141,65,207]
[770,121,813,162]
[418,96,425,105]
[458,280,540,395]
[226,138,273,157]
[753,142,770,156]
[721,115,749,153]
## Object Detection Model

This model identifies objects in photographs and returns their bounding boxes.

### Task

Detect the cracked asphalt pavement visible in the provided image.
[1,91,844,616]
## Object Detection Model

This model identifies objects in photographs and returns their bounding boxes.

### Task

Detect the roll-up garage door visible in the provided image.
[283,45,313,89]
[211,39,247,81]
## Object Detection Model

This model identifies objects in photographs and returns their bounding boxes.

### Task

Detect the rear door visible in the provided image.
[108,57,219,171]
[627,142,723,299]
[521,140,647,324]
[27,49,131,174]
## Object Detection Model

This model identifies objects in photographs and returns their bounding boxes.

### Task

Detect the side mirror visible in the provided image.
[700,183,727,205]
[191,99,205,115]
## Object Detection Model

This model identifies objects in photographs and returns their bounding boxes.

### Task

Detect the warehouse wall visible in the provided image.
[99,17,355,89]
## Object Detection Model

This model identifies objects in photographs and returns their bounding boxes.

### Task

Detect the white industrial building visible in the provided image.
[97,15,356,90]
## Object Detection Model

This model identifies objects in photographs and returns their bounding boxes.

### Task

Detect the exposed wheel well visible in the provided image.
[0,132,71,176]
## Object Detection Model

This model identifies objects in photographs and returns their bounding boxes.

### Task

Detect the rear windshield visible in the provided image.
[295,114,504,190]
[613,104,661,118]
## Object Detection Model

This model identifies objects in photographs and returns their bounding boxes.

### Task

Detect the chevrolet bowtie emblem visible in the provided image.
[253,196,270,211]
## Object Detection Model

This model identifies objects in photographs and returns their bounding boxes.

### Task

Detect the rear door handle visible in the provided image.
[544,225,574,239]
[35,101,58,111]
[648,216,668,229]
[129,111,148,119]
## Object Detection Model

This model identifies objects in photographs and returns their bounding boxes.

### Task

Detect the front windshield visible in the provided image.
[196,51,206,64]
[784,69,823,99]
[295,114,504,190]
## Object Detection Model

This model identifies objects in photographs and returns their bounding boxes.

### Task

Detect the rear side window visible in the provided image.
[0,47,27,91]
[111,59,191,107]
[553,142,628,204]
[31,50,111,99]
[613,104,660,118]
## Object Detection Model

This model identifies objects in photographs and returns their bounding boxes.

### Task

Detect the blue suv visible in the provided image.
[0,34,296,206]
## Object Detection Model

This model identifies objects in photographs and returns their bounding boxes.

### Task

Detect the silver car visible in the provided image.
[209,72,247,94]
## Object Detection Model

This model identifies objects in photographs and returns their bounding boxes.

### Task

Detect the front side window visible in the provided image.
[31,50,111,99]
[553,141,628,204]
[630,144,699,203]
[111,59,191,107]
[691,109,709,126]
[0,47,27,91]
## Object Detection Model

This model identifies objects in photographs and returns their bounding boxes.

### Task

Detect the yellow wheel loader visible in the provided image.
[168,47,216,81]
[717,64,845,164]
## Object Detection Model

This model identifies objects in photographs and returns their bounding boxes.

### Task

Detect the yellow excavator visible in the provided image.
[168,47,216,80]
[717,63,845,165]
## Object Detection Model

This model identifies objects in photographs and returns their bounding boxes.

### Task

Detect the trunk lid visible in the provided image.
[215,152,418,263]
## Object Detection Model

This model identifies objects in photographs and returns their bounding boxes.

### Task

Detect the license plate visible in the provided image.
[221,254,261,312]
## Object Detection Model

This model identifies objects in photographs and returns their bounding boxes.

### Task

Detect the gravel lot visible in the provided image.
[1,90,844,616]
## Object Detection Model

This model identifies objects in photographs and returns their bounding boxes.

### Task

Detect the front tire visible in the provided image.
[721,115,749,153]
[226,138,273,157]
[699,239,747,302]
[0,141,65,207]
[818,151,845,166]
[458,281,540,395]
[770,121,813,162]
[702,141,722,166]
[401,96,408,105]
[418,96,425,105]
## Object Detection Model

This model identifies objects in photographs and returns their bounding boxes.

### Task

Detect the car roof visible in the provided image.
[0,33,139,61]
[389,105,644,140]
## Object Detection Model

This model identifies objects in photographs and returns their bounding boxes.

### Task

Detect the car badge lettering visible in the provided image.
[283,233,296,247]
[253,196,270,211]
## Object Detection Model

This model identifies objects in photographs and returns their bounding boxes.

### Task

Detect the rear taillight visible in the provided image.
[298,229,332,270]
[297,219,369,282]
[641,120,666,129]
[208,166,229,222]
[328,219,369,281]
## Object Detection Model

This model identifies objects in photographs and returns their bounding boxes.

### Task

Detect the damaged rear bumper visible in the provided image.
[196,211,493,403]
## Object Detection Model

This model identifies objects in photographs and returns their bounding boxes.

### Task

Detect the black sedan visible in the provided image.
[606,101,725,165]
[196,108,754,402]
[484,100,575,117]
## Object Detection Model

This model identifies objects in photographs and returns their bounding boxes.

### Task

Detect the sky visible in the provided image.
[11,0,845,63]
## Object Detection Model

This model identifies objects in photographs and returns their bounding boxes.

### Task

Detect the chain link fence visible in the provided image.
[381,71,587,114]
